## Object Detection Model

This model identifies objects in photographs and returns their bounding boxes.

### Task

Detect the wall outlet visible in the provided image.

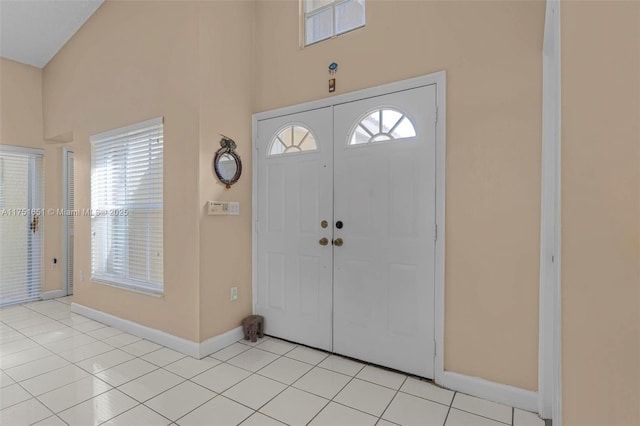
[230,287,238,301]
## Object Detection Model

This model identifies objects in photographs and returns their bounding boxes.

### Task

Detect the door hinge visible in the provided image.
[434,340,437,357]
[433,224,438,241]
[435,107,438,124]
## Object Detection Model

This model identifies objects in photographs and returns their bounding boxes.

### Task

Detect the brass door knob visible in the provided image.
[333,238,344,247]
[319,237,329,246]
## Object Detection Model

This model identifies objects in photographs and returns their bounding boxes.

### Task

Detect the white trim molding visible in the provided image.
[539,0,562,424]
[41,290,66,300]
[198,326,246,358]
[70,303,243,359]
[439,371,538,413]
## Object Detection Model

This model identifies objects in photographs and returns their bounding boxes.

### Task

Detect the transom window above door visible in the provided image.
[269,125,318,156]
[349,107,417,145]
[304,0,366,46]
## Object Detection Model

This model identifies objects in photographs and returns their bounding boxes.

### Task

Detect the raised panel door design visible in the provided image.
[256,108,334,351]
[333,85,437,377]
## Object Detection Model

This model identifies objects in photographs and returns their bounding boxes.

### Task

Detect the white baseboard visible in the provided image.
[68,302,538,413]
[42,290,66,300]
[438,371,538,413]
[198,326,245,358]
[70,303,242,359]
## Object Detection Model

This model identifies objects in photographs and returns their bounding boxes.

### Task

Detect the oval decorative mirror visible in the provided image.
[213,135,242,189]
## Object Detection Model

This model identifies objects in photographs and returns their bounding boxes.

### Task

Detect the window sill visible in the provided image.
[91,277,163,298]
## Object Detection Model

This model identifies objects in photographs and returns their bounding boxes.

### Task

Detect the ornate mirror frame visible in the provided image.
[213,135,242,189]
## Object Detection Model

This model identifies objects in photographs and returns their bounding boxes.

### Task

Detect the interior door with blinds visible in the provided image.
[0,146,44,306]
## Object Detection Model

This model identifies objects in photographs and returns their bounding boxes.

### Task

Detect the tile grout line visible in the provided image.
[142,381,218,426]
[376,374,409,424]
[2,361,59,424]
[229,342,321,423]
[2,301,178,425]
[441,391,457,426]
[301,357,368,425]
[132,340,294,425]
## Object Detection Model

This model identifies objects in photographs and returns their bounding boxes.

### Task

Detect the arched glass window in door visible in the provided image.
[269,125,318,156]
[349,108,417,145]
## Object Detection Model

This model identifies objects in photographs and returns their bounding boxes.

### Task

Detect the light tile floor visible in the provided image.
[0,298,546,426]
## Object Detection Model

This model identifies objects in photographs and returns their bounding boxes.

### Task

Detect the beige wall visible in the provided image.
[44,1,204,341]
[1,58,43,148]
[40,0,544,394]
[254,0,544,391]
[197,1,255,340]
[0,58,62,293]
[42,0,256,342]
[561,2,640,425]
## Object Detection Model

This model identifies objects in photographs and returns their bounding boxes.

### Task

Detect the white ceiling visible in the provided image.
[0,0,103,68]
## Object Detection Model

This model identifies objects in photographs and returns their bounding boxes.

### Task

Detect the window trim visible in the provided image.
[90,117,164,295]
[303,0,366,47]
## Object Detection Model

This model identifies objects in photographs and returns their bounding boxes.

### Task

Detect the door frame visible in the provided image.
[539,0,562,423]
[252,71,447,377]
[62,147,74,296]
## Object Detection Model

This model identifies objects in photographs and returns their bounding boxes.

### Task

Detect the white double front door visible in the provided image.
[256,84,437,378]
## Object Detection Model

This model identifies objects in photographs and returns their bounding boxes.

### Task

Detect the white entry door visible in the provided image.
[256,107,334,351]
[333,85,437,377]
[256,83,438,377]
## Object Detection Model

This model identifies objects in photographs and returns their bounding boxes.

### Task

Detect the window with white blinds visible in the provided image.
[0,146,44,306]
[90,118,164,294]
[63,148,74,296]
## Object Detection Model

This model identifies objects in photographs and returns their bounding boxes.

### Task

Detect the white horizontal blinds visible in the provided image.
[0,147,44,306]
[91,117,164,293]
[305,0,365,46]
[66,150,75,295]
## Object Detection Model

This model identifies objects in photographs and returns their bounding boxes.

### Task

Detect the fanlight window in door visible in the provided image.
[269,125,318,156]
[349,108,417,145]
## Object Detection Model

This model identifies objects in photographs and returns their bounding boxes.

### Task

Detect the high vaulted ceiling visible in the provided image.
[0,0,103,68]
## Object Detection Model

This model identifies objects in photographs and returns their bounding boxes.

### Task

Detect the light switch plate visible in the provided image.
[229,202,240,216]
